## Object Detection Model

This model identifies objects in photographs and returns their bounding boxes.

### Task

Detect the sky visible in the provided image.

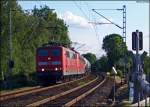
[18,1,149,58]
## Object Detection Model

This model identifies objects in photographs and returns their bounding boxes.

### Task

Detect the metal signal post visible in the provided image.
[135,30,140,106]
[132,30,150,106]
[132,30,142,105]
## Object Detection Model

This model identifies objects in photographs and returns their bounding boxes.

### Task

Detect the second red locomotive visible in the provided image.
[36,45,90,85]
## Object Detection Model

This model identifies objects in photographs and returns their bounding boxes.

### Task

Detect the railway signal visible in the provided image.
[132,31,143,50]
[131,30,149,104]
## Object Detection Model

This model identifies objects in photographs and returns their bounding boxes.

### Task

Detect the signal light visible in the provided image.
[132,32,136,50]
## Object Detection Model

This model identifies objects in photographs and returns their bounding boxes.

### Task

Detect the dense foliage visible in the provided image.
[93,55,109,72]
[92,34,133,78]
[82,53,96,65]
[93,33,149,79]
[82,53,97,72]
[143,56,150,75]
[0,1,70,88]
[141,51,150,75]
[102,34,127,67]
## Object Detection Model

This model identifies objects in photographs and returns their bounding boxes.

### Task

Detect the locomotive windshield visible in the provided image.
[38,48,60,57]
[38,50,48,56]
[51,49,60,56]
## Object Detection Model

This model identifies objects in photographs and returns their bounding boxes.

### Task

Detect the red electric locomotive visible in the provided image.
[36,45,89,85]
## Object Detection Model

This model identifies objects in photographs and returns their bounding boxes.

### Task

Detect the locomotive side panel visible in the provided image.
[63,48,78,76]
[77,55,86,74]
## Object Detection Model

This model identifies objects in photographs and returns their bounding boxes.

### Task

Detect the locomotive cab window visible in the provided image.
[70,52,74,59]
[51,49,60,56]
[73,54,76,59]
[66,51,76,59]
[38,50,48,56]
[66,51,70,58]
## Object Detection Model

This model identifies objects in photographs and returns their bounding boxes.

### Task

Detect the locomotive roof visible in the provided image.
[38,45,80,54]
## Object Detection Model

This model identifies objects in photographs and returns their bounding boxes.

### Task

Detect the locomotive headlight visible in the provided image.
[55,68,58,71]
[42,68,45,71]
[48,57,51,60]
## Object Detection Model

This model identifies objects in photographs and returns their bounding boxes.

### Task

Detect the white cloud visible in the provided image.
[59,11,93,29]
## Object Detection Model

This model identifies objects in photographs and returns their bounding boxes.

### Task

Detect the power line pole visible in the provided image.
[7,1,14,89]
[91,5,127,83]
[122,5,126,43]
[0,0,3,84]
[9,5,12,64]
[122,5,127,84]
[91,5,126,41]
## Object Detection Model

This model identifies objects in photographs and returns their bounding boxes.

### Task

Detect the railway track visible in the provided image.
[0,86,41,101]
[74,76,114,106]
[26,74,106,107]
[0,74,94,106]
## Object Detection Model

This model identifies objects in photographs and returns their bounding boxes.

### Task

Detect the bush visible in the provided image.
[0,72,37,90]
[117,69,123,77]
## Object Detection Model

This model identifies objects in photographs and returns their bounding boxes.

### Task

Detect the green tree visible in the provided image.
[1,0,24,80]
[116,51,133,73]
[94,55,109,72]
[143,56,150,75]
[82,53,96,65]
[126,51,134,72]
[0,0,71,89]
[141,51,148,61]
[141,51,149,74]
[102,34,127,68]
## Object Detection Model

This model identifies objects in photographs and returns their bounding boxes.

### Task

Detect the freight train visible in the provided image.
[36,45,91,85]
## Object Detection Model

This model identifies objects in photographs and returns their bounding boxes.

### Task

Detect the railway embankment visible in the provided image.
[74,75,114,106]
[0,74,96,106]
[75,75,131,106]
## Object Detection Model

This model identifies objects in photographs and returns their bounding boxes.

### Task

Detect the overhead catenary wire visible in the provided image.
[84,2,102,52]
[83,1,91,21]
[82,1,102,53]
[72,1,92,52]
[92,9,123,29]
[73,1,89,20]
[73,1,100,43]
[70,1,102,55]
[84,2,103,55]
[91,13,102,54]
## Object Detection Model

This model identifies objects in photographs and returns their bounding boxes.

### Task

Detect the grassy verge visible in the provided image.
[0,72,38,92]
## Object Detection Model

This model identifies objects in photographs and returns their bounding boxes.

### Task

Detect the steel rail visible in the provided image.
[0,86,40,97]
[63,76,106,107]
[26,75,99,107]
[0,74,89,101]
